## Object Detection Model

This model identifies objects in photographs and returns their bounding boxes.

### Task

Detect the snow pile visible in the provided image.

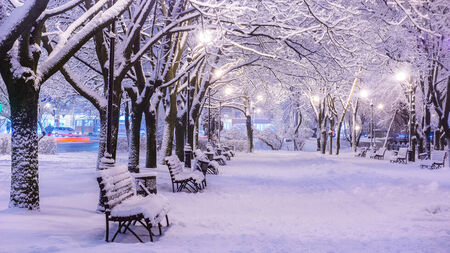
[110,195,170,224]
[1,150,450,251]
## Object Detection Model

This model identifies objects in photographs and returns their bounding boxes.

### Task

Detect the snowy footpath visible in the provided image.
[1,150,450,253]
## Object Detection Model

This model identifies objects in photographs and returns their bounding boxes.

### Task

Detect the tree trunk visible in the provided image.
[161,92,177,160]
[328,117,334,155]
[320,118,327,154]
[7,79,40,210]
[193,118,199,150]
[424,101,431,158]
[128,105,143,173]
[246,115,254,152]
[97,110,107,168]
[320,129,327,154]
[125,100,130,147]
[351,105,358,152]
[335,121,343,154]
[447,137,450,169]
[175,115,185,162]
[434,129,441,150]
[145,106,158,168]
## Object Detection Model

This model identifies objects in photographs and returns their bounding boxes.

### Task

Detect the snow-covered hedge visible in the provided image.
[0,134,10,155]
[220,140,248,152]
[196,138,248,152]
[116,136,147,152]
[38,136,56,154]
[0,134,56,154]
[255,129,283,150]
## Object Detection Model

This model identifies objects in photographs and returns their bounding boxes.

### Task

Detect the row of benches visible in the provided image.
[96,145,235,243]
[356,147,447,169]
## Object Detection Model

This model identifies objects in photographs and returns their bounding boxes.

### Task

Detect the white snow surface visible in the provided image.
[0,150,450,252]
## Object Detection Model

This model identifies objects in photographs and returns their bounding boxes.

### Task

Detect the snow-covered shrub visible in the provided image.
[38,136,56,154]
[288,128,314,151]
[116,136,147,153]
[221,139,247,152]
[255,129,283,150]
[0,134,10,154]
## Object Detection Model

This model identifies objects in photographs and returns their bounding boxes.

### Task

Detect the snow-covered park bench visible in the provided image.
[419,151,447,169]
[165,155,206,193]
[223,146,235,157]
[206,145,227,165]
[373,148,387,160]
[390,148,408,164]
[194,149,219,175]
[97,165,170,243]
[368,148,378,159]
[355,147,367,157]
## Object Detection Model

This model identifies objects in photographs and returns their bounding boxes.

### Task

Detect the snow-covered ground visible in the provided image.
[0,150,450,253]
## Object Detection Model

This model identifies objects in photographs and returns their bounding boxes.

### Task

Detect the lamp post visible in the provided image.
[396,70,415,162]
[370,99,374,148]
[208,86,211,143]
[184,57,193,168]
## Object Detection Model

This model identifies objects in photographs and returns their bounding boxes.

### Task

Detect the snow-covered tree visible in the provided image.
[0,0,132,210]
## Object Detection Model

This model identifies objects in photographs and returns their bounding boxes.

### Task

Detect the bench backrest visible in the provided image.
[376,148,386,156]
[194,149,209,162]
[97,166,135,212]
[432,151,447,163]
[397,148,408,157]
[165,155,184,180]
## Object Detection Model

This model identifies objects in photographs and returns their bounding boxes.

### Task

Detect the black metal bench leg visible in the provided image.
[158,223,162,235]
[105,215,109,242]
[166,215,169,226]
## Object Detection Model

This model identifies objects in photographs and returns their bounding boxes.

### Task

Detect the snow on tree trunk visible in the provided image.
[97,110,107,169]
[145,108,158,168]
[335,121,343,154]
[320,126,327,155]
[424,103,431,157]
[128,106,143,173]
[96,105,120,167]
[7,79,40,210]
[246,115,253,153]
[161,92,177,160]
[328,117,334,155]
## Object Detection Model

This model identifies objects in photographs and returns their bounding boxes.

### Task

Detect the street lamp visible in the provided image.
[395,70,415,161]
[312,95,320,103]
[218,86,233,145]
[360,89,375,147]
[197,30,213,45]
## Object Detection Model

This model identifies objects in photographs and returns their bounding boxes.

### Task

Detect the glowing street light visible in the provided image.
[377,104,384,110]
[355,125,361,131]
[395,69,415,161]
[197,30,213,45]
[214,69,224,79]
[255,108,262,114]
[395,70,408,82]
[256,94,264,102]
[224,87,233,96]
[312,95,320,103]
[359,89,369,98]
